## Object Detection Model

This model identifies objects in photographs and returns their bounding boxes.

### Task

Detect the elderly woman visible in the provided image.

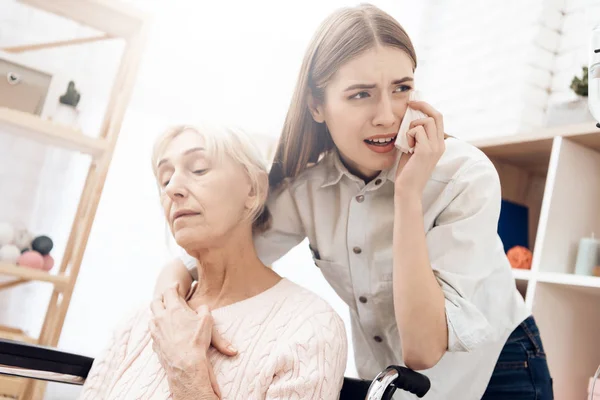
[79,124,348,400]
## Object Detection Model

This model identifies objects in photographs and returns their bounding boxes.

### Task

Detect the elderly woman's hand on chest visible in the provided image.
[150,284,238,400]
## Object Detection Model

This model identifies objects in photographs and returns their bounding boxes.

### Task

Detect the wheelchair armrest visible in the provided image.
[0,338,94,385]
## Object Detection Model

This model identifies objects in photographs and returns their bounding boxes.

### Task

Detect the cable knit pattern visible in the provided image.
[78,279,347,400]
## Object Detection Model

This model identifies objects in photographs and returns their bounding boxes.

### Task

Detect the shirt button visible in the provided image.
[374,178,382,185]
[374,336,383,343]
[353,247,362,254]
[356,195,364,203]
[359,296,368,304]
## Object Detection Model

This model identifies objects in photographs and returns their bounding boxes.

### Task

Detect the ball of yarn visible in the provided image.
[42,254,55,271]
[13,228,33,251]
[0,222,15,246]
[507,246,533,270]
[0,244,21,264]
[31,235,53,256]
[18,251,44,269]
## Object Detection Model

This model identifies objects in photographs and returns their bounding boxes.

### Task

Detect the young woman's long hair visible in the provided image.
[268,4,417,189]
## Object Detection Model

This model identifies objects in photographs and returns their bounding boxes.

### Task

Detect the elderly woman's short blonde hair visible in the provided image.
[151,123,271,233]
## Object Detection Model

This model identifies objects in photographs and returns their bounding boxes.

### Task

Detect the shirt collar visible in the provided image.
[320,150,403,188]
[320,151,346,188]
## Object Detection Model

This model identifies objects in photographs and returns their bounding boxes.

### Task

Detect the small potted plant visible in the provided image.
[51,80,81,128]
[570,66,588,97]
[545,65,595,126]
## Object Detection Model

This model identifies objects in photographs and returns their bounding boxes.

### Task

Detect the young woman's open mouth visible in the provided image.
[364,133,397,153]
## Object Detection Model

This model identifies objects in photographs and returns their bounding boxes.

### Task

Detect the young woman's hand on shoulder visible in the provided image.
[395,100,446,199]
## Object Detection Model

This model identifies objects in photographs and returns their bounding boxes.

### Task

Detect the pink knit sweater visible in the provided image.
[79,278,348,399]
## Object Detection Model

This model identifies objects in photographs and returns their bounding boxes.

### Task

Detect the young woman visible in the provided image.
[152,4,553,399]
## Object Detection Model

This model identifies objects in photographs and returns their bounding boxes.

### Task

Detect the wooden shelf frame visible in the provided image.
[17,0,149,39]
[0,263,69,291]
[0,1,150,399]
[1,34,113,54]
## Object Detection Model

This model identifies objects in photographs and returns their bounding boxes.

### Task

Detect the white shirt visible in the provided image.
[181,137,530,400]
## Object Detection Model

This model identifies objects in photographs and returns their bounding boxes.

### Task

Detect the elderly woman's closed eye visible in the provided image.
[78,124,348,400]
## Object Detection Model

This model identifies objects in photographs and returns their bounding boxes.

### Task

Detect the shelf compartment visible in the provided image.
[481,149,548,255]
[0,376,26,400]
[0,107,107,158]
[0,325,36,400]
[533,137,600,275]
[532,282,600,400]
[472,122,600,268]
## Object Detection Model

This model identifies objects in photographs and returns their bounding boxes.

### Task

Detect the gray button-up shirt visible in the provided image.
[182,138,530,399]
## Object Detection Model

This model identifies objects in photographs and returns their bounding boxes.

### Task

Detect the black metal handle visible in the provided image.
[366,365,431,399]
[390,366,431,398]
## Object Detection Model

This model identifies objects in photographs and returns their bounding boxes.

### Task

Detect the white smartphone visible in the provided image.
[395,90,427,153]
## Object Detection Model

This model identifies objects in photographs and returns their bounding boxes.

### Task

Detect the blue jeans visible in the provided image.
[481,316,553,399]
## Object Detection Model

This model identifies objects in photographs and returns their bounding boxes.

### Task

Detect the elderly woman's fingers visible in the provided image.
[211,325,238,356]
[149,319,163,362]
[195,304,237,356]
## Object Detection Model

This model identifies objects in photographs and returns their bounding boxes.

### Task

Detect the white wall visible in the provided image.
[549,0,600,104]
[0,0,599,399]
[417,0,600,140]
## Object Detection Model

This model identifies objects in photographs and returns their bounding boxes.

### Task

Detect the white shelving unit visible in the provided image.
[472,121,600,400]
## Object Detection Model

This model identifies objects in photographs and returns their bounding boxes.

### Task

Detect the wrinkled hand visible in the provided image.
[395,100,446,198]
[149,285,237,399]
